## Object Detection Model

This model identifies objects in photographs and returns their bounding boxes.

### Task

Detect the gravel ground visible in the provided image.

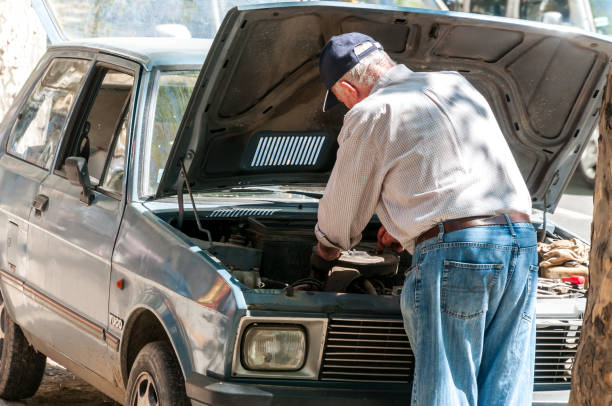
[0,360,119,406]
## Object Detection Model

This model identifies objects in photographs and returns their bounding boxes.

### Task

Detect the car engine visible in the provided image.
[162,211,589,300]
[172,215,406,294]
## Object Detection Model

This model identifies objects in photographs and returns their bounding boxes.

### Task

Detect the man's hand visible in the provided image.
[377,226,403,253]
[317,242,342,261]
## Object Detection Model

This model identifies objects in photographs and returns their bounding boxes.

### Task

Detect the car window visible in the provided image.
[519,0,570,24]
[77,69,134,188]
[345,0,444,8]
[7,58,90,169]
[99,110,128,195]
[143,70,198,197]
[590,0,612,35]
[469,0,507,16]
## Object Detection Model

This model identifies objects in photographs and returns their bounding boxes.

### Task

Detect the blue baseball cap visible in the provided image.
[319,32,384,112]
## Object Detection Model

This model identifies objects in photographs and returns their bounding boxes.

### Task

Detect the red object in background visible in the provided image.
[562,276,585,285]
[116,279,124,290]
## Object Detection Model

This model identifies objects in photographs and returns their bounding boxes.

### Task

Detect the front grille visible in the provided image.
[535,321,581,386]
[320,317,581,386]
[320,318,414,383]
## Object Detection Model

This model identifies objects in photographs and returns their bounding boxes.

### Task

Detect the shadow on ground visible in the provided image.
[0,361,120,406]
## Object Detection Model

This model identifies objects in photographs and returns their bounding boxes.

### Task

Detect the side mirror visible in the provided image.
[65,157,94,205]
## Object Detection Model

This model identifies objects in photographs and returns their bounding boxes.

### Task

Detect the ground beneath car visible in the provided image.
[0,360,118,406]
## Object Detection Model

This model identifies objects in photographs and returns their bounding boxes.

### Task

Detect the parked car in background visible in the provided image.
[0,0,606,405]
[446,0,612,186]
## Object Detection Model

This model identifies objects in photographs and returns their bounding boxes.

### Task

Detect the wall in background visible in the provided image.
[0,0,47,117]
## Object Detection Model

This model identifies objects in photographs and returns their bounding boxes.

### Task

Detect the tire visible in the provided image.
[125,341,188,406]
[0,296,47,400]
[577,129,598,187]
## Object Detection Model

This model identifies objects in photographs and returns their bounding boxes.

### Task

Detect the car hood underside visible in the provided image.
[158,2,612,212]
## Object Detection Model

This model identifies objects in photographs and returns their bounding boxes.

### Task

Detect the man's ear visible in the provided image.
[337,80,359,99]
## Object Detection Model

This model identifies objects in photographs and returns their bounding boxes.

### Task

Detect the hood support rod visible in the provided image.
[179,159,212,242]
[540,192,548,242]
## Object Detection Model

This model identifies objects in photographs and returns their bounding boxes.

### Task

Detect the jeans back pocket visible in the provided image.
[441,260,503,320]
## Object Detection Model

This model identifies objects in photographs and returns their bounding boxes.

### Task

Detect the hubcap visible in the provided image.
[131,371,159,406]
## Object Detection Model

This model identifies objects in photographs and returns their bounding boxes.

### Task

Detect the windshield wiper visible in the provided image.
[228,187,323,199]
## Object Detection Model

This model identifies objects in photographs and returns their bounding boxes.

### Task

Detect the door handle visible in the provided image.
[32,194,49,216]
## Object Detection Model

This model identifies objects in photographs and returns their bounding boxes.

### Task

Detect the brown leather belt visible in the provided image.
[415,213,531,247]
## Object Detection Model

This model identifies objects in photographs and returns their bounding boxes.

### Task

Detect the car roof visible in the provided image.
[48,37,212,70]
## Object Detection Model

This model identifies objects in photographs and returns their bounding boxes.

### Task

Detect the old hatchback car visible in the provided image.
[0,1,606,405]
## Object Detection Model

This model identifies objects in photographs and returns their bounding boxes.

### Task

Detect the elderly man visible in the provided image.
[314,32,538,406]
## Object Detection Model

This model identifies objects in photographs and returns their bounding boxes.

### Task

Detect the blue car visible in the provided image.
[0,1,604,404]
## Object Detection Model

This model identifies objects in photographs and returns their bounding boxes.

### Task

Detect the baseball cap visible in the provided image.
[319,32,384,112]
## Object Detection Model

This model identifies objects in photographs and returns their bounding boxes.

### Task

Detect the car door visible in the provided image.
[24,54,138,384]
[0,55,91,315]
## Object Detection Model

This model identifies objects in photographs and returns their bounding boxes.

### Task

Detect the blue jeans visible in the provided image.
[401,218,538,406]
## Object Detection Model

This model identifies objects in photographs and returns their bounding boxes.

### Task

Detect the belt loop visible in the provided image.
[437,223,444,243]
[503,213,516,237]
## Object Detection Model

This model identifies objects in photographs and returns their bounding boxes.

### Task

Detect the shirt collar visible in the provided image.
[370,64,413,94]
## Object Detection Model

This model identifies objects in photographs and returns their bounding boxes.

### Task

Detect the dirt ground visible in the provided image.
[0,360,119,406]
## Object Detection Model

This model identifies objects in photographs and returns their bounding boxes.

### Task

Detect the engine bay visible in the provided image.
[157,210,587,299]
[165,213,408,295]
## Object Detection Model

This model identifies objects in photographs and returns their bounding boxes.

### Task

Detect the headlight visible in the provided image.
[241,324,306,371]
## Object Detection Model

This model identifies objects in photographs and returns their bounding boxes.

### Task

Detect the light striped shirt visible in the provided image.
[315,64,531,253]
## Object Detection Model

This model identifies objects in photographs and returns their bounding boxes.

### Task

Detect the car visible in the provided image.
[0,1,607,405]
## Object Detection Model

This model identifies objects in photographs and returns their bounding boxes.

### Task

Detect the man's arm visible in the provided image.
[315,106,388,252]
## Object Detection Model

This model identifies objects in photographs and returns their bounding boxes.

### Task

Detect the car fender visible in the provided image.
[119,299,193,387]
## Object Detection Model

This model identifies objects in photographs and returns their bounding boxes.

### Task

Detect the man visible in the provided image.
[314,32,538,406]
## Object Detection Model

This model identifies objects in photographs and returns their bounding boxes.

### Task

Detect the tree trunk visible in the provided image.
[569,69,612,404]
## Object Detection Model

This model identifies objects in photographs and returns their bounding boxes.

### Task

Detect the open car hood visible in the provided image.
[157,2,612,211]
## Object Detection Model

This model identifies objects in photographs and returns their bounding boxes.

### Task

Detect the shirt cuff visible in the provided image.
[315,223,345,251]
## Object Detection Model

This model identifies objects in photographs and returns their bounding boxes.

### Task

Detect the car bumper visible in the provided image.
[532,389,570,405]
[186,374,412,406]
[187,374,569,406]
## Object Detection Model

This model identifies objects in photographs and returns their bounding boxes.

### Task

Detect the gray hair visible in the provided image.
[332,49,396,92]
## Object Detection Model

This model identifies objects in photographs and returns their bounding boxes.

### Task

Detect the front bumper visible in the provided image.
[186,374,411,406]
[187,374,569,406]
[532,389,570,406]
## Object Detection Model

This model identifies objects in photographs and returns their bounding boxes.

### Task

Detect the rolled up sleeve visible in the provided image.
[315,106,388,251]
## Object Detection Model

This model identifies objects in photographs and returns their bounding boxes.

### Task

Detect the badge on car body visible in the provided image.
[110,313,124,330]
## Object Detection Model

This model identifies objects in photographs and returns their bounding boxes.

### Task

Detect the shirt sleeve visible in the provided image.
[315,106,389,250]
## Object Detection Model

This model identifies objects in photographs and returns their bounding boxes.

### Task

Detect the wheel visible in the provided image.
[0,294,47,400]
[577,129,598,187]
[126,341,188,406]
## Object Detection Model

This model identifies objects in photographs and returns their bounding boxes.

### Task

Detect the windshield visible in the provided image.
[590,0,612,35]
[43,0,443,41]
[143,69,199,197]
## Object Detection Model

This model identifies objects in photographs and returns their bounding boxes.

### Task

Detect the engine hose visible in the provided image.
[362,279,378,295]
